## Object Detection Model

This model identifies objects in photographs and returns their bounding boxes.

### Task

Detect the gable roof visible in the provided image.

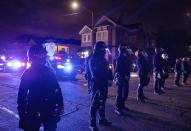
[95,16,117,27]
[79,25,93,35]
[95,16,140,32]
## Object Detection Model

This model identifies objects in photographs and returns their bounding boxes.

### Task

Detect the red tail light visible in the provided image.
[55,56,62,60]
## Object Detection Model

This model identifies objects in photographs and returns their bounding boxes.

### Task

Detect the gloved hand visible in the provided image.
[108,80,113,87]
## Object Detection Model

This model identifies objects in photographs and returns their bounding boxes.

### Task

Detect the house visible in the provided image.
[44,38,80,57]
[79,16,146,63]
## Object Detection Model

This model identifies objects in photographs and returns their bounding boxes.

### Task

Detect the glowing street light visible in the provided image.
[71,1,79,10]
[70,1,94,27]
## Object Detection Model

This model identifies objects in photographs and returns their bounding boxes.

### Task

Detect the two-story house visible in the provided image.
[79,16,146,63]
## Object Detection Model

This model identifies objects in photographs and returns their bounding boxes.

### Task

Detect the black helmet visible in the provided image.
[93,41,106,57]
[94,41,106,51]
[118,44,129,54]
[27,44,47,63]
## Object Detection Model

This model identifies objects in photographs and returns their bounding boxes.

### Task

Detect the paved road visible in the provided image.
[0,72,191,131]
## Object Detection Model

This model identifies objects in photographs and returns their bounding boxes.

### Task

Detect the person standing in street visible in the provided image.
[174,58,182,87]
[182,57,190,85]
[88,41,113,131]
[17,44,64,131]
[135,50,150,102]
[114,44,131,115]
[153,48,165,95]
[161,52,169,90]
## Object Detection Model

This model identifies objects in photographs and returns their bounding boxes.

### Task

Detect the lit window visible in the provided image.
[82,34,86,42]
[96,31,108,42]
[96,32,102,41]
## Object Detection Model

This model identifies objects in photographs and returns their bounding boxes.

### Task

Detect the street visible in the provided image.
[0,72,191,131]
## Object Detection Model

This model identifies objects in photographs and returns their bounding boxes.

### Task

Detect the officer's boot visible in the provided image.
[137,85,145,102]
[99,119,112,126]
[89,119,98,131]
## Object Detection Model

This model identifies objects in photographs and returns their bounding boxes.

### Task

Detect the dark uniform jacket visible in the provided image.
[153,53,163,72]
[115,55,131,81]
[162,59,168,73]
[88,55,113,90]
[174,61,182,73]
[17,64,63,118]
[182,61,190,73]
[136,55,150,77]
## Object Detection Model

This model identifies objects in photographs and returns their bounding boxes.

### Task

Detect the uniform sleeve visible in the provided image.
[88,58,96,80]
[182,62,185,71]
[115,58,123,74]
[153,55,157,68]
[17,72,30,117]
[51,72,64,109]
[126,60,131,78]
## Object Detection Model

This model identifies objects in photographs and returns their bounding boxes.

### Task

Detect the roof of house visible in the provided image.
[79,16,141,34]
[79,25,93,35]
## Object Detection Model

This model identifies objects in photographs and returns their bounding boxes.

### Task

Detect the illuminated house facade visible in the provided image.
[79,16,146,62]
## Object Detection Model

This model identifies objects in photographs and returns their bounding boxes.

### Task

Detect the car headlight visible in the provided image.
[7,62,12,66]
[57,65,65,69]
[13,61,22,67]
[64,63,72,72]
[7,61,25,68]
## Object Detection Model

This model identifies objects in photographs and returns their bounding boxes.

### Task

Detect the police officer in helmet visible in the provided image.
[17,44,64,131]
[115,44,131,115]
[135,50,150,102]
[182,57,190,85]
[161,52,169,89]
[153,47,165,95]
[174,58,182,86]
[88,41,113,131]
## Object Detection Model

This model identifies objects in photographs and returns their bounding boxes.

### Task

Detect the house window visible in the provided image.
[102,31,108,41]
[96,30,108,42]
[82,33,91,42]
[96,32,102,41]
[83,34,86,42]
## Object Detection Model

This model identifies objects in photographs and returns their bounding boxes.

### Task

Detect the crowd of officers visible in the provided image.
[85,42,190,131]
[17,42,190,131]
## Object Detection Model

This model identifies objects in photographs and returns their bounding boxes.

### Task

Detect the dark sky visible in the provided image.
[0,0,191,45]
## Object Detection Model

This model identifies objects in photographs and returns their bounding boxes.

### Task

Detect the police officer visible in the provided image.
[88,41,113,131]
[182,57,189,85]
[135,50,150,102]
[114,44,131,115]
[153,48,164,95]
[174,58,182,87]
[17,44,64,131]
[161,52,169,89]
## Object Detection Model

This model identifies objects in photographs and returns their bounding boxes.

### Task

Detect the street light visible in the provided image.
[70,1,95,48]
[71,1,79,10]
[70,1,94,28]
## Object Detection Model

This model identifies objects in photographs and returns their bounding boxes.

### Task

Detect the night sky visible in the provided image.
[0,0,191,45]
